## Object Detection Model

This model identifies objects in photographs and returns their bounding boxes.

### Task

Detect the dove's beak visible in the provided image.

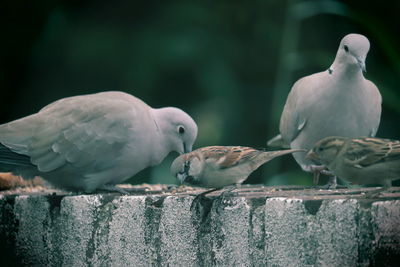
[183,142,192,153]
[357,57,366,72]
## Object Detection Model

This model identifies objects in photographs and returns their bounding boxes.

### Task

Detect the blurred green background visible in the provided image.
[1,0,399,186]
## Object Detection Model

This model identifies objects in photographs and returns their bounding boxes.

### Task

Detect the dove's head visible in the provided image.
[334,33,370,73]
[170,153,203,185]
[154,107,198,155]
[307,136,348,165]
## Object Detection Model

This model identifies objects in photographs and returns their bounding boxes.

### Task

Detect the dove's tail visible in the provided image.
[266,134,290,148]
[0,143,36,178]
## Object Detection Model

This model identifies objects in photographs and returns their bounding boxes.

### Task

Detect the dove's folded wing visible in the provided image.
[0,93,146,174]
[365,80,382,137]
[279,77,313,144]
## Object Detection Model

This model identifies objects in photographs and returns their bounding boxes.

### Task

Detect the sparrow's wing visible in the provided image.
[345,138,400,167]
[200,146,260,169]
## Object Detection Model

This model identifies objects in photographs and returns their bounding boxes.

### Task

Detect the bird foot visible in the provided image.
[316,177,338,190]
[306,165,328,185]
[306,165,335,186]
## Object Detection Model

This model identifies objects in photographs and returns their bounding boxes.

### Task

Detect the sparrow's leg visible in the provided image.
[305,165,338,189]
[306,165,333,186]
[324,175,337,189]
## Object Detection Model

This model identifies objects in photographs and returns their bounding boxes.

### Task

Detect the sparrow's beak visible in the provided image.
[306,150,319,160]
[357,57,366,72]
[181,175,199,186]
[177,172,197,185]
[176,160,191,184]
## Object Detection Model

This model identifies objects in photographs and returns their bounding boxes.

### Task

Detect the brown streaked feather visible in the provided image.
[197,146,261,169]
[345,138,400,166]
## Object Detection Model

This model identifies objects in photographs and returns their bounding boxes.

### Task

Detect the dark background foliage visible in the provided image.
[1,0,399,186]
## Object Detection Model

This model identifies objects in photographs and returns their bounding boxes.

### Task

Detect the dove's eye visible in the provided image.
[178,126,185,134]
[318,147,324,152]
[344,45,349,53]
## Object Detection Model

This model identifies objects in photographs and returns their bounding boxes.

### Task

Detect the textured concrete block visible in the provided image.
[370,200,400,266]
[14,195,52,266]
[1,187,400,266]
[159,196,197,266]
[265,198,366,266]
[108,196,149,266]
[208,197,252,266]
[59,195,102,266]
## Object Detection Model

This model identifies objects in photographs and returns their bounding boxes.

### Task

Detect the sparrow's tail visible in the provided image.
[259,148,306,166]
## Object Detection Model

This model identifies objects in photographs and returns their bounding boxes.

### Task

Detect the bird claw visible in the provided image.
[325,175,338,189]
[306,165,327,185]
[306,165,336,188]
[316,176,338,190]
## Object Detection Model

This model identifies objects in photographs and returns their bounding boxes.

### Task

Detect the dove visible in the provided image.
[267,33,382,188]
[307,136,400,188]
[0,91,198,192]
[170,146,304,188]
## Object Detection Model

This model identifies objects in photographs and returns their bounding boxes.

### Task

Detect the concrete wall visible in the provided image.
[0,187,399,266]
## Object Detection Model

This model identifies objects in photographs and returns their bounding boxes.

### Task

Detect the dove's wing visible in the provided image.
[0,92,150,174]
[365,80,382,137]
[267,134,290,148]
[279,73,323,145]
[344,138,400,167]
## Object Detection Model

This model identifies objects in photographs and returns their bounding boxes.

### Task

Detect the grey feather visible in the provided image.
[272,34,382,173]
[0,91,198,191]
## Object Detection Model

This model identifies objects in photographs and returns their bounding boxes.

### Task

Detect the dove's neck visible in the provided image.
[150,108,175,165]
[330,58,364,81]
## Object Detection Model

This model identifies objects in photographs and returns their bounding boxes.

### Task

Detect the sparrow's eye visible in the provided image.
[178,126,185,134]
[318,147,324,152]
[344,45,349,53]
